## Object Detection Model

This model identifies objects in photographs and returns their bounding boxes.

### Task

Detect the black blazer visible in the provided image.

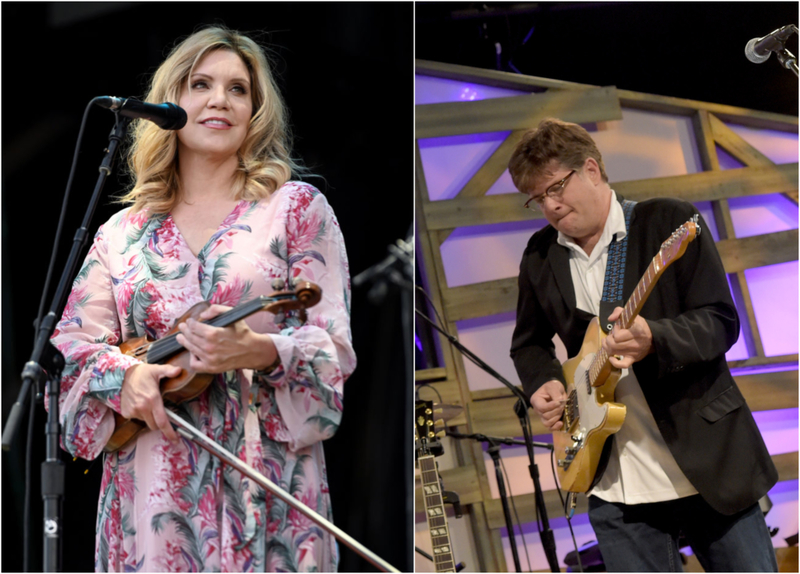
[511,195,777,515]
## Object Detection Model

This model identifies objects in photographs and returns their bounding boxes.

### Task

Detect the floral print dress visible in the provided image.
[50,182,356,572]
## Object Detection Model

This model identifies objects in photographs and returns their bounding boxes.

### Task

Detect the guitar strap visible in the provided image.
[599,199,637,334]
[589,199,637,493]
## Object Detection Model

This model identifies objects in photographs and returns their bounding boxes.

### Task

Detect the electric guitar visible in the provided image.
[414,400,456,573]
[554,216,700,493]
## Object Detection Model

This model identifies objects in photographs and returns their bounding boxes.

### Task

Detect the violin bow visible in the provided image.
[166,410,400,573]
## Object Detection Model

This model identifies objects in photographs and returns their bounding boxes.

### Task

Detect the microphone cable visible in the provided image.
[549,448,585,573]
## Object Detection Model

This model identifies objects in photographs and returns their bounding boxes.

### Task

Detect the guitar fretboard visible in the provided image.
[419,455,456,573]
[586,228,689,391]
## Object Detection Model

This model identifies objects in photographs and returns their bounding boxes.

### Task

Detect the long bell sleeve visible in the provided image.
[254,185,356,452]
[49,219,142,460]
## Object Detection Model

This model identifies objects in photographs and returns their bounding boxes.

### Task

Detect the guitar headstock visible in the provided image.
[415,400,445,459]
[658,214,700,271]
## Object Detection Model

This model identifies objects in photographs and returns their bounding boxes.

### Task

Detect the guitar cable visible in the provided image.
[550,448,585,573]
[498,454,534,572]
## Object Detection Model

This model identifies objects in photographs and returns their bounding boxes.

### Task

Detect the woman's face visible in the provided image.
[176,49,253,162]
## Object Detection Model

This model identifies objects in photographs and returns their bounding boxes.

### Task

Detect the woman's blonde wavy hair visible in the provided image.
[120,26,302,213]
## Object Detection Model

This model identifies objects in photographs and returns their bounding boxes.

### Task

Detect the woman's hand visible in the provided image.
[120,363,182,442]
[530,379,568,431]
[175,304,279,373]
[603,306,655,369]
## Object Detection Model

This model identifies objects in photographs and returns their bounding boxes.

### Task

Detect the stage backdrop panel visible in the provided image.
[414,61,798,573]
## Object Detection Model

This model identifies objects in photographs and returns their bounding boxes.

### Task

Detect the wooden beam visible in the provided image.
[414,61,798,133]
[443,277,518,322]
[618,89,798,133]
[440,228,797,323]
[693,110,721,171]
[470,368,798,408]
[709,113,775,166]
[773,451,800,482]
[415,59,594,92]
[469,371,798,439]
[716,229,798,273]
[423,163,799,230]
[732,368,797,412]
[727,353,799,370]
[708,113,798,205]
[415,368,448,383]
[415,378,464,409]
[458,129,527,199]
[470,396,550,438]
[416,86,622,139]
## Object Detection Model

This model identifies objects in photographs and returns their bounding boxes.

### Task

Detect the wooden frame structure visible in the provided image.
[414,60,798,572]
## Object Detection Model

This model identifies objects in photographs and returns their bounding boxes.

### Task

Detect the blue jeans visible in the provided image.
[588,495,778,572]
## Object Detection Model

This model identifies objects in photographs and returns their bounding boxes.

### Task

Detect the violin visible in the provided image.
[104,281,322,453]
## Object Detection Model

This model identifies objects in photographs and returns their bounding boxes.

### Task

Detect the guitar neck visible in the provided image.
[589,254,664,386]
[419,455,456,573]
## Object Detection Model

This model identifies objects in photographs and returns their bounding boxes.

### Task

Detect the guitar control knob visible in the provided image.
[565,447,577,455]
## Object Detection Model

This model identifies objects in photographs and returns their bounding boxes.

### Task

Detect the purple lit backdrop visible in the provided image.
[416,73,798,569]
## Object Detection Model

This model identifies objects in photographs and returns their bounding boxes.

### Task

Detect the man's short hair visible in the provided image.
[508,118,609,193]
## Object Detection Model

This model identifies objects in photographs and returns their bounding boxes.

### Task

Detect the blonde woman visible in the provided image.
[50,26,355,572]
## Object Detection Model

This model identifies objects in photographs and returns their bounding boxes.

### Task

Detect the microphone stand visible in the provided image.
[2,109,132,571]
[448,431,554,572]
[415,309,561,572]
[775,46,799,77]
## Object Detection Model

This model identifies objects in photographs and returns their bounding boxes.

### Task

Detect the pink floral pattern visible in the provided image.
[50,182,355,572]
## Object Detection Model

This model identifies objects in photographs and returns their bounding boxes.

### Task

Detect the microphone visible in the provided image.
[745,25,797,64]
[95,96,187,130]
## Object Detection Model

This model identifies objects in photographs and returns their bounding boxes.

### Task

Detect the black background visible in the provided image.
[416,2,798,116]
[2,3,412,572]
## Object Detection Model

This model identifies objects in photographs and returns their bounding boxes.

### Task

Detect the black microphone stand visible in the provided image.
[448,431,554,573]
[415,308,561,572]
[2,109,131,571]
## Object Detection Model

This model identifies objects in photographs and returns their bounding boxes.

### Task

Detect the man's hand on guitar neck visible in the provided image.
[602,306,655,369]
[530,380,568,430]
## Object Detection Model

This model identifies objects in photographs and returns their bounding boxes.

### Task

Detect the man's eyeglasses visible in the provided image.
[524,170,577,209]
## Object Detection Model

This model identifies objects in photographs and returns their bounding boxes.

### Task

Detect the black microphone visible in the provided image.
[95,96,187,130]
[745,25,798,64]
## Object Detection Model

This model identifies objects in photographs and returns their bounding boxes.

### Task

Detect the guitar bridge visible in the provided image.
[557,431,585,470]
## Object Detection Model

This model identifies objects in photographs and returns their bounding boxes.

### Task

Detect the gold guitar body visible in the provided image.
[553,317,627,493]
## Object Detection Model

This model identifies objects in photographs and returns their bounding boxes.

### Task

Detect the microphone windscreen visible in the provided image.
[745,37,771,64]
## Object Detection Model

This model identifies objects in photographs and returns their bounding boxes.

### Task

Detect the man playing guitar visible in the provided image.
[509,118,778,571]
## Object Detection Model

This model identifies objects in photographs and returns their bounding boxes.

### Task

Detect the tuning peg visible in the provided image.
[435,430,446,439]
